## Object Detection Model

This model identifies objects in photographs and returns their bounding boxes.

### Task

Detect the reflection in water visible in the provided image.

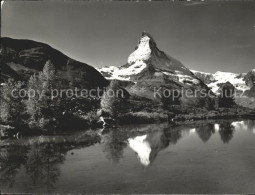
[246,120,255,134]
[219,122,235,144]
[195,123,215,143]
[0,132,100,192]
[0,145,29,188]
[232,121,247,130]
[248,120,255,134]
[128,120,255,165]
[102,131,127,163]
[129,135,151,166]
[1,120,255,192]
[128,127,182,166]
[231,120,255,134]
[0,144,65,192]
[214,124,220,131]
[25,143,65,192]
[144,130,170,165]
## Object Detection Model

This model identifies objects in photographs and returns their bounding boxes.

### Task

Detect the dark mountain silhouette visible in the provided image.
[0,37,109,89]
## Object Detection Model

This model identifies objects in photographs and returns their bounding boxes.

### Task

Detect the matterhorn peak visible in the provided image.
[141,31,157,47]
[127,32,158,65]
[97,32,196,81]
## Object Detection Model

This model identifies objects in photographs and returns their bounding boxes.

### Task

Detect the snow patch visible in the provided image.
[162,71,174,76]
[231,121,248,131]
[192,70,250,94]
[191,69,211,75]
[97,61,147,81]
[214,124,220,131]
[208,71,249,94]
[176,74,200,85]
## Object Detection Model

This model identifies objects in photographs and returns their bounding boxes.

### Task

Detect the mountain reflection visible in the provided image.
[128,127,182,166]
[1,120,255,190]
[128,120,255,166]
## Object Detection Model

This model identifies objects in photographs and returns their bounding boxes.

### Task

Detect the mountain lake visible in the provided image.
[1,119,255,194]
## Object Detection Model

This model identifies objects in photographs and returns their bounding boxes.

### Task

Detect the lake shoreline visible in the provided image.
[1,106,254,140]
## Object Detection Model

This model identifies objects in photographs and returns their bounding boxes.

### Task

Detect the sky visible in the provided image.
[1,0,255,73]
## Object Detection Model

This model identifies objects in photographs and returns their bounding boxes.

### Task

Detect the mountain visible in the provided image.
[192,70,253,95]
[97,32,210,102]
[98,32,198,81]
[99,32,192,81]
[0,37,108,89]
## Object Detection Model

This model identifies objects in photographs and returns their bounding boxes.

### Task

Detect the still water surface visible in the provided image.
[1,120,255,194]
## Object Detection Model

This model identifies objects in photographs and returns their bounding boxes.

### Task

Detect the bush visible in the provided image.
[77,110,103,128]
[101,80,128,118]
[119,111,168,124]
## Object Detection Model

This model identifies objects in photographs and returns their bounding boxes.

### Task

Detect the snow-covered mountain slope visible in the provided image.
[192,70,251,94]
[209,71,249,93]
[128,35,151,64]
[97,35,154,81]
[97,63,146,81]
[97,32,207,92]
[97,32,254,100]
